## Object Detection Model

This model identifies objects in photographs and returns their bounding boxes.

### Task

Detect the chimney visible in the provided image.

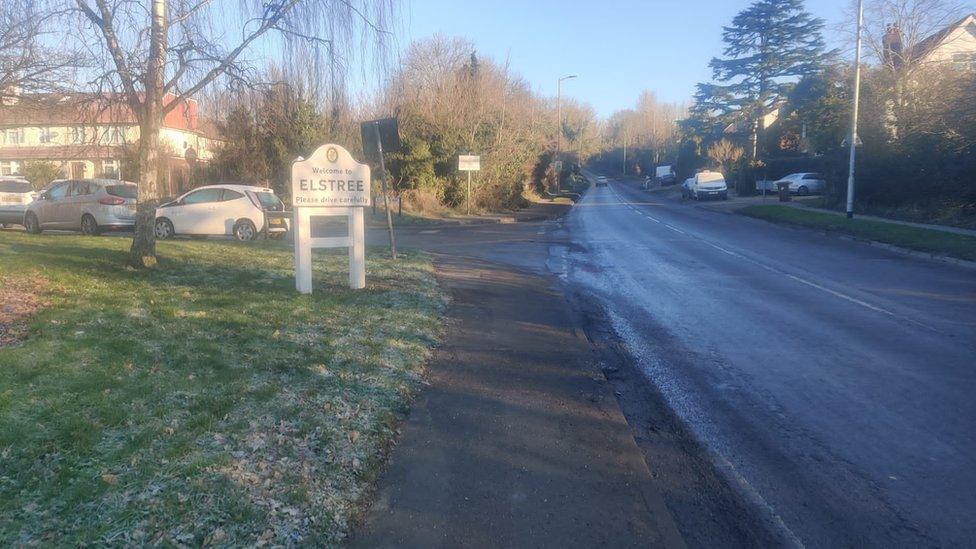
[883,23,904,69]
[1,86,22,106]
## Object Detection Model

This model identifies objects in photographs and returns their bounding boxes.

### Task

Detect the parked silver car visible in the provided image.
[0,177,38,228]
[774,173,827,196]
[25,179,139,235]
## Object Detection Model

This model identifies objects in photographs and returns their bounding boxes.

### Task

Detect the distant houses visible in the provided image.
[0,92,221,195]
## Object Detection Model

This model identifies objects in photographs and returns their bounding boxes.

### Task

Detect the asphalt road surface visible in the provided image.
[551,175,976,548]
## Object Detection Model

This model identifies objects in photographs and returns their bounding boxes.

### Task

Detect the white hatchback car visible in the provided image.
[154,184,289,241]
[774,173,827,196]
[0,177,37,228]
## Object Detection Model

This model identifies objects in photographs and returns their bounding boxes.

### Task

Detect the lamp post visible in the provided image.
[556,74,577,186]
[846,0,864,219]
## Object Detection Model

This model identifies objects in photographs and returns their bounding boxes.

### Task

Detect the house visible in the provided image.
[0,92,222,196]
[722,100,790,136]
[885,14,976,71]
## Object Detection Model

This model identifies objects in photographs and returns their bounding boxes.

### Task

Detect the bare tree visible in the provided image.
[0,0,82,100]
[853,0,968,74]
[67,0,396,267]
[707,138,744,176]
[604,92,685,170]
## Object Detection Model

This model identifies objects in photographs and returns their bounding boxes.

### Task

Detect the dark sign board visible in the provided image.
[360,118,401,164]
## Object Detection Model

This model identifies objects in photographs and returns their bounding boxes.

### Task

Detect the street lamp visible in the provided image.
[556,74,577,173]
[846,0,864,219]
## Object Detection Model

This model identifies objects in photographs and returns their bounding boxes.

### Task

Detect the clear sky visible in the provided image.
[396,0,964,117]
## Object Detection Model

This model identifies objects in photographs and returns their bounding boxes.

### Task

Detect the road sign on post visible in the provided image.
[292,144,370,293]
[361,118,400,259]
[458,155,480,214]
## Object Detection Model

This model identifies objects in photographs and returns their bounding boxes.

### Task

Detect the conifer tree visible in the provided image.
[701,0,832,159]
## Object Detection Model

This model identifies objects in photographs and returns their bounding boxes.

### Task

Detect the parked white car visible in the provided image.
[774,173,827,196]
[682,171,728,201]
[0,177,37,228]
[154,184,289,241]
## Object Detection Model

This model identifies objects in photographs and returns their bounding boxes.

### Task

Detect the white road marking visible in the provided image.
[606,180,936,331]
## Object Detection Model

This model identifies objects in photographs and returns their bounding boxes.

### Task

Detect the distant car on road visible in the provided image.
[774,173,827,196]
[25,179,138,235]
[595,176,608,187]
[682,171,728,201]
[154,184,289,241]
[0,177,37,228]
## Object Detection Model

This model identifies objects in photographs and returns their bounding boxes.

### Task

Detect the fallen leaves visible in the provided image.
[0,275,48,347]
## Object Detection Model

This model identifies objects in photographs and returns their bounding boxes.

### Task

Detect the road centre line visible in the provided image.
[605,181,937,332]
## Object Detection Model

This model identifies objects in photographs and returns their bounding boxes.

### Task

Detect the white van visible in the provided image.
[682,171,728,201]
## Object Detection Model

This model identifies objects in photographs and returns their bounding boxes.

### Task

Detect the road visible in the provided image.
[550,175,976,547]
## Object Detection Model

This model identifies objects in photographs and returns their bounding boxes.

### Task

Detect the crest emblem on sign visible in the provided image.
[326,147,339,163]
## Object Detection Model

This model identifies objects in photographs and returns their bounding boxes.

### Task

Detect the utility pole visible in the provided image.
[372,122,396,259]
[556,74,577,187]
[847,0,864,219]
[466,169,472,215]
[622,138,627,175]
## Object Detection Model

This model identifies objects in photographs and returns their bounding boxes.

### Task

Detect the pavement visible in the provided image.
[556,174,976,547]
[651,184,976,237]
[349,203,687,548]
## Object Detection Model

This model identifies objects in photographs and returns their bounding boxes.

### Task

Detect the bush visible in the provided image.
[19,161,63,190]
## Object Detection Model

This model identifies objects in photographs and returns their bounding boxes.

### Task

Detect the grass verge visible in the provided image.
[0,232,446,545]
[738,205,976,262]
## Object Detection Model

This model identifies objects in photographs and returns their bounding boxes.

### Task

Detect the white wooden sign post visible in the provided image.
[292,144,371,293]
[458,154,480,215]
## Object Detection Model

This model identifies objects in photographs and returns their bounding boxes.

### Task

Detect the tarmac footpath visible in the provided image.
[350,251,685,548]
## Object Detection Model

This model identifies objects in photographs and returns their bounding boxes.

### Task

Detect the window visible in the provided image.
[39,127,58,144]
[953,52,976,71]
[100,126,126,144]
[254,191,283,211]
[0,180,32,193]
[101,160,120,179]
[69,127,86,144]
[0,161,17,176]
[1,128,25,145]
[48,182,69,200]
[182,188,223,204]
[106,185,137,199]
[221,190,244,201]
[69,180,92,196]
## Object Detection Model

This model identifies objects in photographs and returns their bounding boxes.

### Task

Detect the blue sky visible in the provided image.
[394,0,944,116]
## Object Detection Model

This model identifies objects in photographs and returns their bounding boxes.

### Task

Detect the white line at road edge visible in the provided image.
[607,308,807,549]
[606,181,936,332]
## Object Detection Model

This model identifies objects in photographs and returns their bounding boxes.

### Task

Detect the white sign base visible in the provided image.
[293,206,365,294]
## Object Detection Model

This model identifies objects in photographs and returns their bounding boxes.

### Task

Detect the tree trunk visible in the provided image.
[129,117,162,268]
[127,0,167,268]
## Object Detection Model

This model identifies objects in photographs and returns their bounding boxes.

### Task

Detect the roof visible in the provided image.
[192,184,274,192]
[912,13,976,62]
[0,93,219,139]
